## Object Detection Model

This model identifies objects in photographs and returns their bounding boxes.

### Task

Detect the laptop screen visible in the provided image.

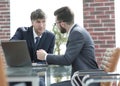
[1,40,32,67]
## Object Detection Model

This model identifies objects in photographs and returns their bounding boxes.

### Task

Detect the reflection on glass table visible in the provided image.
[46,65,71,85]
[6,67,47,86]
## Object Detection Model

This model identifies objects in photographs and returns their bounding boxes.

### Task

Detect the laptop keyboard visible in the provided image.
[32,63,48,67]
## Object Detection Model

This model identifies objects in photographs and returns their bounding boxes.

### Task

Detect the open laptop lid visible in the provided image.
[1,40,32,67]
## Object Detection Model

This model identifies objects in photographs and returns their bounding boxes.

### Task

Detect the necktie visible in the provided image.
[35,37,40,49]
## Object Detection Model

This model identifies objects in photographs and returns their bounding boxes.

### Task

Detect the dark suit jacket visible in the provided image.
[10,26,55,63]
[46,24,99,75]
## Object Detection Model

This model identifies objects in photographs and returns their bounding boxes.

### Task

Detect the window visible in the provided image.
[10,0,83,37]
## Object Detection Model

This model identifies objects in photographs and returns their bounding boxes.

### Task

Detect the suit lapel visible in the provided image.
[37,31,47,48]
[27,27,35,50]
[33,30,47,50]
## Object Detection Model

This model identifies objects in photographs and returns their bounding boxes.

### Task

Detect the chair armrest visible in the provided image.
[71,69,105,86]
[83,73,120,86]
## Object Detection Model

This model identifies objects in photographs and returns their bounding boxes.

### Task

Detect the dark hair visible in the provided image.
[54,6,74,24]
[30,9,46,21]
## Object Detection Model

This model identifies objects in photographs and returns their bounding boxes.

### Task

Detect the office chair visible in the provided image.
[0,53,8,86]
[100,48,120,72]
[100,47,120,86]
[118,81,120,86]
[71,47,120,86]
[71,69,106,86]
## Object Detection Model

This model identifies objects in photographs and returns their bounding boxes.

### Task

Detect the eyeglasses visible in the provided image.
[55,21,61,25]
[53,22,61,27]
[53,21,61,29]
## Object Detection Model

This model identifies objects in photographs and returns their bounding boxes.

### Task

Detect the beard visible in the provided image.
[59,25,66,33]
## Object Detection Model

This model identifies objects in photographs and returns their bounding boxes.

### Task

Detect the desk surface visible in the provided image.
[6,65,71,86]
[47,66,71,84]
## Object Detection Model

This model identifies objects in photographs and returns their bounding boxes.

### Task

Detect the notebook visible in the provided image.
[1,40,47,67]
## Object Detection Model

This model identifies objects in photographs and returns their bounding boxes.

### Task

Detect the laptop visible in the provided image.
[1,40,47,67]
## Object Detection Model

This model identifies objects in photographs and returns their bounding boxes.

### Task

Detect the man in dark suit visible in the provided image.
[10,9,55,63]
[37,7,100,86]
[10,9,55,86]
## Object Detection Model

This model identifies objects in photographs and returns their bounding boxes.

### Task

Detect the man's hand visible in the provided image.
[37,49,47,60]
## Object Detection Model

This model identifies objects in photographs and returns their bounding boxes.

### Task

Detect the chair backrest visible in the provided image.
[0,53,8,86]
[100,47,120,86]
[100,48,120,72]
[118,81,120,86]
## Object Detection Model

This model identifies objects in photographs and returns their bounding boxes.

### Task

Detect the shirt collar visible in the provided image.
[68,23,76,36]
[33,27,42,39]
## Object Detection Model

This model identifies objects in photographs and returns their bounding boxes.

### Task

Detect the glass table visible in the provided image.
[6,65,71,86]
[46,65,71,85]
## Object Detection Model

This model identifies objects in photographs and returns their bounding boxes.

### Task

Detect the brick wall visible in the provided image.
[83,0,115,65]
[0,0,10,41]
[0,0,10,56]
